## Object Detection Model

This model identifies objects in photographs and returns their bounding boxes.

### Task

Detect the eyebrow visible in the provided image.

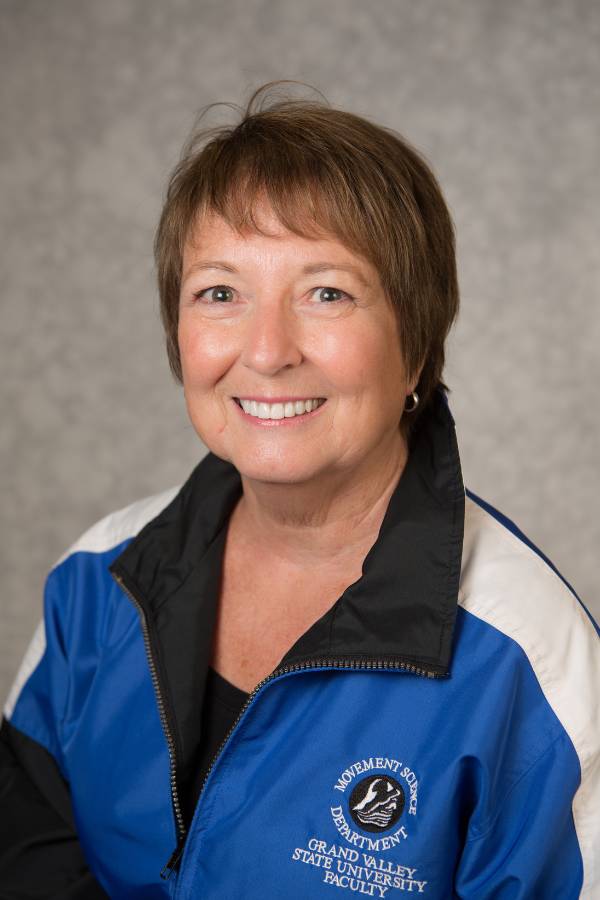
[183,260,370,289]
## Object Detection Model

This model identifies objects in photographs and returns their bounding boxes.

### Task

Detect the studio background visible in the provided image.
[2,0,598,704]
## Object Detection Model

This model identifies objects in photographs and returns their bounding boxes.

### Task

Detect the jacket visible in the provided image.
[1,390,599,899]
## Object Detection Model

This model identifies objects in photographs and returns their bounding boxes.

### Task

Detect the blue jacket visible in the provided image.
[1,392,599,898]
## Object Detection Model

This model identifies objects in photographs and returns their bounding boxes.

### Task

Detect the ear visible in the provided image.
[408,358,426,395]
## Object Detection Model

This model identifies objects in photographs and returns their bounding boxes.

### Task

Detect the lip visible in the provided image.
[232,397,327,426]
[233,396,326,403]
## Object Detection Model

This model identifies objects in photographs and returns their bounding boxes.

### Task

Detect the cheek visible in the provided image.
[319,325,405,392]
[338,331,408,428]
[178,318,233,387]
[312,329,370,388]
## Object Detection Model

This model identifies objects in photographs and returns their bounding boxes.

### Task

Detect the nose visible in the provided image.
[239,300,303,375]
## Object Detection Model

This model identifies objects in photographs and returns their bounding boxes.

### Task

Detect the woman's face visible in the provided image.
[178,200,415,487]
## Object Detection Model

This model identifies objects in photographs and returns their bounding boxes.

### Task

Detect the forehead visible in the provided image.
[182,203,378,284]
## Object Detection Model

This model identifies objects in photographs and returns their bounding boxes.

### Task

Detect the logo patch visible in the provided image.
[349,775,405,832]
[330,756,419,851]
[290,755,428,894]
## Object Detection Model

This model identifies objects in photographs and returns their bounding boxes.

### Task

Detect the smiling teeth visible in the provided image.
[239,398,325,419]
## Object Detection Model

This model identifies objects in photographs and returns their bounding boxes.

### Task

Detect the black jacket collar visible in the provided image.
[109,388,464,825]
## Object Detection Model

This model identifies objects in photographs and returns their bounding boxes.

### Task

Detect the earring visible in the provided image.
[404,391,419,413]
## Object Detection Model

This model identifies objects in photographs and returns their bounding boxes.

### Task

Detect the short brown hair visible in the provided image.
[154,80,459,436]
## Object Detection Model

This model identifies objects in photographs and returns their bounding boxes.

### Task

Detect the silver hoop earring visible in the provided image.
[404,391,419,413]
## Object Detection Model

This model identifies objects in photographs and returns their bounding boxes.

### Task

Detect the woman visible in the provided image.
[1,81,598,899]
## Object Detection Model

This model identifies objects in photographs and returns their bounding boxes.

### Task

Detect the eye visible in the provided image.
[192,284,236,303]
[311,286,353,304]
[191,284,354,305]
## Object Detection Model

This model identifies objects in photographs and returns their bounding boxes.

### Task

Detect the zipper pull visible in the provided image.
[160,837,186,880]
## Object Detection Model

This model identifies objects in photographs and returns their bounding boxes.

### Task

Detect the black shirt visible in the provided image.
[195,666,250,797]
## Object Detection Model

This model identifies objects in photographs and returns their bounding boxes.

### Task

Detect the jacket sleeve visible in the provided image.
[0,564,109,898]
[453,728,590,898]
[0,717,108,899]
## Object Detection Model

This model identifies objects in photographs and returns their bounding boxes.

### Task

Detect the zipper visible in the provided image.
[163,655,445,880]
[111,566,445,882]
[110,571,187,854]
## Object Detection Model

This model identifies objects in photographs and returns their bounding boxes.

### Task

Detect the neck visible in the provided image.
[232,430,408,572]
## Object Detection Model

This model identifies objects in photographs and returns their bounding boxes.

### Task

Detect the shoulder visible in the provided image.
[52,485,181,570]
[460,489,598,638]
[3,486,181,721]
[47,483,183,639]
[459,488,599,763]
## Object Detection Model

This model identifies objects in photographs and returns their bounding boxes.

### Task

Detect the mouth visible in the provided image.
[232,396,327,423]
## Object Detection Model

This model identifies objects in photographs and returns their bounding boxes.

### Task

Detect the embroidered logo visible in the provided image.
[290,756,428,893]
[330,757,419,851]
[349,776,405,832]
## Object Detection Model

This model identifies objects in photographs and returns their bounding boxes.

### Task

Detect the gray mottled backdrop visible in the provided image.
[2,0,599,703]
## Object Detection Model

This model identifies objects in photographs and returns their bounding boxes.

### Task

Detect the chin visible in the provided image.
[233,454,327,485]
